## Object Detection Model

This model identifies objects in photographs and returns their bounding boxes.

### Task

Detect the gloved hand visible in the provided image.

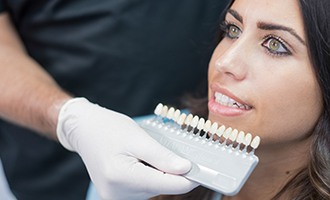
[56,98,198,200]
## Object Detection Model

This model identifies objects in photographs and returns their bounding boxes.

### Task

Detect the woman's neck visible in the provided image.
[222,138,311,200]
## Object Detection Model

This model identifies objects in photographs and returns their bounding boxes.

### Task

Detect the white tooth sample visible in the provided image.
[197,118,205,130]
[209,122,218,135]
[166,107,175,120]
[173,109,181,122]
[154,103,163,116]
[251,136,261,149]
[223,127,232,139]
[216,125,226,137]
[236,131,245,144]
[190,115,199,128]
[229,129,238,141]
[160,105,168,118]
[177,113,187,125]
[244,133,252,146]
[203,120,212,132]
[184,114,193,126]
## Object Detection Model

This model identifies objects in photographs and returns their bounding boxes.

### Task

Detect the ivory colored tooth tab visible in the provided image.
[154,103,163,115]
[190,116,199,128]
[209,122,218,134]
[203,120,212,132]
[236,131,245,143]
[184,114,193,126]
[160,105,168,117]
[223,127,232,139]
[177,113,186,125]
[216,125,226,137]
[244,133,252,146]
[251,136,261,149]
[197,118,205,130]
[173,109,181,122]
[229,129,238,141]
[166,107,175,119]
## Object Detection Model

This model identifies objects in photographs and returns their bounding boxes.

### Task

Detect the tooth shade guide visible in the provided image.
[139,107,260,195]
[151,103,261,154]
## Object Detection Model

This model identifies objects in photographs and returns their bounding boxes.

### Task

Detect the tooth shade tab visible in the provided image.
[177,113,186,125]
[191,116,199,128]
[160,105,168,118]
[197,118,205,130]
[173,109,181,122]
[184,114,193,126]
[251,136,261,149]
[223,127,232,139]
[237,131,245,144]
[154,103,163,116]
[229,129,238,141]
[244,133,252,146]
[166,107,175,119]
[209,122,218,134]
[203,120,212,132]
[216,125,226,137]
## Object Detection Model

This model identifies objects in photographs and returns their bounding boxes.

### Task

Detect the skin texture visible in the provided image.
[207,0,323,199]
[0,13,72,139]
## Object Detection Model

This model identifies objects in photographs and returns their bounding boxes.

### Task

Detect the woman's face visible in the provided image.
[208,0,323,147]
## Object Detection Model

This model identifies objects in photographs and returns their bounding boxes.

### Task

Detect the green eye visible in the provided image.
[262,36,291,56]
[227,24,241,39]
[268,38,281,51]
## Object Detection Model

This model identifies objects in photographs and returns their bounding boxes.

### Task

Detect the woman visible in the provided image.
[152,0,330,199]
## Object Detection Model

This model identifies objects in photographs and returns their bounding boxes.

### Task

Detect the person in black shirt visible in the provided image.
[0,0,228,199]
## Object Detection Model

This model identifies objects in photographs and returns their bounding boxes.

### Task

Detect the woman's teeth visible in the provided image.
[215,92,252,110]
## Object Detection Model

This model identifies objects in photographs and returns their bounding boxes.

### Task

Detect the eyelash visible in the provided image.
[219,21,292,57]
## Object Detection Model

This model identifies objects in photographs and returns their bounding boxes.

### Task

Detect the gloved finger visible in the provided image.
[130,135,192,175]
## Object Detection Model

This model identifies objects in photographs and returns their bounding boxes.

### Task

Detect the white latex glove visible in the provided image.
[56,98,198,200]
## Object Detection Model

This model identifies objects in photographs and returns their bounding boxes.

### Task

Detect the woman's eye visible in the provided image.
[227,24,241,39]
[262,36,291,56]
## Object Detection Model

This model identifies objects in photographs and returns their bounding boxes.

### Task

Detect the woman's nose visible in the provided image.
[214,38,249,81]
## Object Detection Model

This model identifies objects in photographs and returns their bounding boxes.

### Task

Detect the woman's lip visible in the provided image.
[210,84,252,108]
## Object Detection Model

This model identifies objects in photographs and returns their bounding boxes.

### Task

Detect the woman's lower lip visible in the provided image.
[208,99,249,117]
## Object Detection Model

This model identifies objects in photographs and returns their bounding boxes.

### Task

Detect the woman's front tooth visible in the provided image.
[229,98,235,107]
[221,95,229,103]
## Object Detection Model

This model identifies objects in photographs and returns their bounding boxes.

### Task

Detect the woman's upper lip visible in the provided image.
[210,83,252,107]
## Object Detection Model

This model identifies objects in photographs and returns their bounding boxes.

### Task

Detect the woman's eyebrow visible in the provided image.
[228,9,243,23]
[227,8,306,46]
[257,22,306,46]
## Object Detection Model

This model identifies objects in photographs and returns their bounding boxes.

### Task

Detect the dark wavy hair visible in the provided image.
[151,0,330,199]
